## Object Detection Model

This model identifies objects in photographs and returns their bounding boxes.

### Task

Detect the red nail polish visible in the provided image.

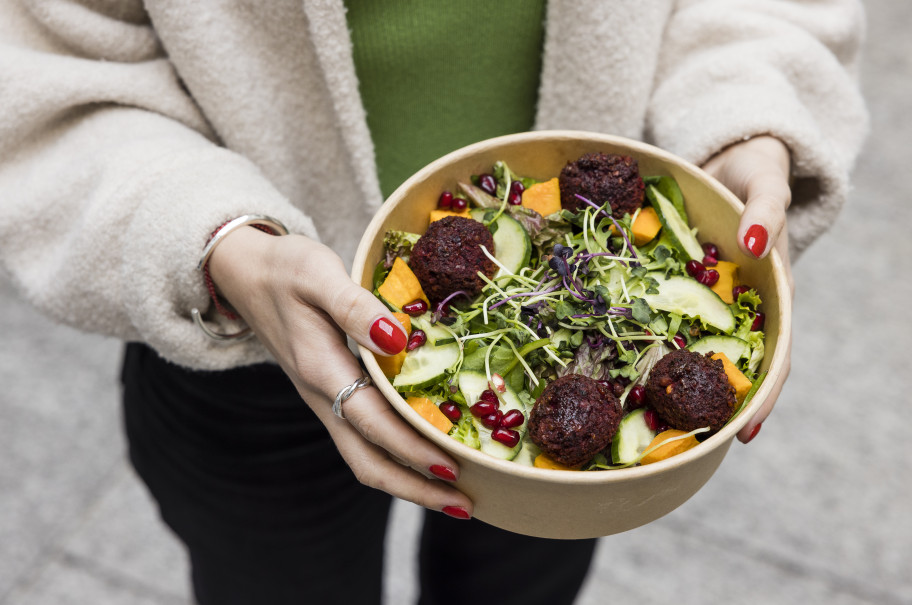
[429,464,457,482]
[370,317,407,354]
[442,506,471,520]
[745,423,762,443]
[744,224,768,258]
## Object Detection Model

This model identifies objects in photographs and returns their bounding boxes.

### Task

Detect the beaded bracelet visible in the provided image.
[191,214,289,342]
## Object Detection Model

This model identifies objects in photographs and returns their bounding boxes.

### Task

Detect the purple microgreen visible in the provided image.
[608,307,634,319]
[432,290,470,323]
[562,277,591,302]
[548,255,571,278]
[552,243,573,259]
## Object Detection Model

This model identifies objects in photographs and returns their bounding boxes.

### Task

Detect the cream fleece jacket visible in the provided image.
[0,0,868,369]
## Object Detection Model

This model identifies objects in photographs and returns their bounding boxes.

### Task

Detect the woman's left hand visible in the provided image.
[701,135,794,443]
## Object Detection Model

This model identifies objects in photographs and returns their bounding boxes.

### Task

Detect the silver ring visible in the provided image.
[332,376,372,419]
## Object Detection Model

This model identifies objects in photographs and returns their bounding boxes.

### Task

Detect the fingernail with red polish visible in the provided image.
[442,506,471,520]
[370,317,407,354]
[744,224,768,258]
[745,423,762,443]
[430,465,457,482]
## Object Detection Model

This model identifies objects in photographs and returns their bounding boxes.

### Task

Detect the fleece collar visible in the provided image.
[302,0,384,210]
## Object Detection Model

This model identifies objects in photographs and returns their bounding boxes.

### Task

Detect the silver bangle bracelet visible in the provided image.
[191,214,289,342]
[196,214,289,271]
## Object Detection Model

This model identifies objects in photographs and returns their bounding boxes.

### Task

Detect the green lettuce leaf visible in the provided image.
[450,413,480,449]
[382,230,421,268]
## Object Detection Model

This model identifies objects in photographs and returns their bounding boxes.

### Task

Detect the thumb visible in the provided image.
[311,264,409,357]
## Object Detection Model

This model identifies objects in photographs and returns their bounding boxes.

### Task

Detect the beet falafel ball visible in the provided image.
[645,349,737,433]
[559,152,645,217]
[528,374,622,467]
[409,216,497,304]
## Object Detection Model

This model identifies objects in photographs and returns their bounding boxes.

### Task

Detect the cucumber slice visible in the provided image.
[392,339,460,391]
[469,208,531,277]
[648,186,703,261]
[644,175,688,222]
[643,272,736,334]
[512,439,541,467]
[457,370,527,460]
[689,335,750,363]
[410,314,455,345]
[611,409,657,465]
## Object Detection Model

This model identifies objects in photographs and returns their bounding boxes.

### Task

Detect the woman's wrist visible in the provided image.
[206,225,277,309]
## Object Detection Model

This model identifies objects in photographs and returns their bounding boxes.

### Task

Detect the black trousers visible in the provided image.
[121,343,596,605]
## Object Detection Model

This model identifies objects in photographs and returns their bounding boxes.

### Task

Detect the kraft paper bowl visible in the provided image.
[352,130,791,539]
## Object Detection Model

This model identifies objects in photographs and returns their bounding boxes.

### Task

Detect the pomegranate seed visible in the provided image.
[491,428,520,448]
[685,260,705,277]
[673,334,687,349]
[470,401,497,417]
[478,174,497,196]
[500,409,525,429]
[402,299,428,316]
[732,285,751,299]
[702,242,719,260]
[644,409,661,432]
[697,269,720,287]
[508,181,524,205]
[480,389,499,405]
[751,312,766,331]
[490,373,506,393]
[451,196,468,212]
[438,191,453,209]
[406,329,427,351]
[439,401,462,422]
[702,254,718,267]
[628,384,646,408]
[481,410,503,429]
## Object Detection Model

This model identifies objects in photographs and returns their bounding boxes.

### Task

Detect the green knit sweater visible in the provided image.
[345,1,546,198]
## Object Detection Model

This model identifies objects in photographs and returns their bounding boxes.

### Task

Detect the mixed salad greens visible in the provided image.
[373,159,766,470]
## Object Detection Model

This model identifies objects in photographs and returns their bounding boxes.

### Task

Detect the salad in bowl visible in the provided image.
[371,151,766,471]
[351,131,790,538]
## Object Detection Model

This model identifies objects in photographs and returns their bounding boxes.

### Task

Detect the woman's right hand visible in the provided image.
[206,226,473,519]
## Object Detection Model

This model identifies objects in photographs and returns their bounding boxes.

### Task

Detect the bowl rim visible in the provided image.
[353,129,792,485]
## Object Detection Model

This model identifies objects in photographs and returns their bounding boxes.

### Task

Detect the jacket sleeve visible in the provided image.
[646,0,869,258]
[0,0,318,369]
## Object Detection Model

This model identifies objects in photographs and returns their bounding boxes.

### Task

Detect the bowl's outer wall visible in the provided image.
[352,131,788,539]
[455,438,732,539]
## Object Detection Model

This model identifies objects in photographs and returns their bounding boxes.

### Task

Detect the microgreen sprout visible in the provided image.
[574,193,639,265]
[433,290,470,323]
